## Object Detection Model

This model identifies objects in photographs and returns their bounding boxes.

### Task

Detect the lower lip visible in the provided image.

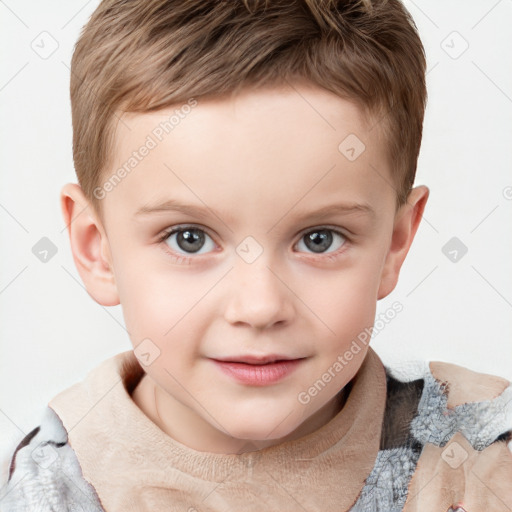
[212,359,304,386]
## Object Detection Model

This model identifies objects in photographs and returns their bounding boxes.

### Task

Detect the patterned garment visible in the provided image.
[1,357,511,512]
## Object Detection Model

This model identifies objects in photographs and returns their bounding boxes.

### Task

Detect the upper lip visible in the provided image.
[213,355,305,365]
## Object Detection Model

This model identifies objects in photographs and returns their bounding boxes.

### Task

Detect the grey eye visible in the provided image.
[297,229,346,254]
[165,227,215,254]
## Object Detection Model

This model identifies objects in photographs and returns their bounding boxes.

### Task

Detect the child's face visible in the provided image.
[63,84,427,453]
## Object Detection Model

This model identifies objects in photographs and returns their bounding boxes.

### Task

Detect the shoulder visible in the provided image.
[427,360,511,410]
[382,358,512,449]
[352,359,512,510]
[406,360,512,450]
[0,407,105,512]
[393,360,512,510]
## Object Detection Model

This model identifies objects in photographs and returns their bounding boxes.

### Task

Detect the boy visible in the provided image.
[1,0,511,510]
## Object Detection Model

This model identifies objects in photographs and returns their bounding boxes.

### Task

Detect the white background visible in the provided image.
[1,0,511,485]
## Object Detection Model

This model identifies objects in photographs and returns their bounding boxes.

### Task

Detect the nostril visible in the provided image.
[446,505,467,512]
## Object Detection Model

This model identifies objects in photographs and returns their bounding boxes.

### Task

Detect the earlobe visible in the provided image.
[60,183,120,307]
[377,185,429,300]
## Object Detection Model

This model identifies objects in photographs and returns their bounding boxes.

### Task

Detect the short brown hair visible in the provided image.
[70,0,427,219]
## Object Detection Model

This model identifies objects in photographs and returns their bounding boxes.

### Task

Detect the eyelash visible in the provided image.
[157,224,350,264]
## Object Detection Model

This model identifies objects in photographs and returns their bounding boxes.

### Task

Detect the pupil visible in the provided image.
[178,229,204,253]
[307,230,332,253]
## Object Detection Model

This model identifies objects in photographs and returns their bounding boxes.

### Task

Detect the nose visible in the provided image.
[223,256,294,330]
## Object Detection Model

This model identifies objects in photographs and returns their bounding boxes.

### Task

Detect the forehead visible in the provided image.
[102,85,394,226]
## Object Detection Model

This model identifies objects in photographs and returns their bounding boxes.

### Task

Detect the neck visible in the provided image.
[131,374,351,454]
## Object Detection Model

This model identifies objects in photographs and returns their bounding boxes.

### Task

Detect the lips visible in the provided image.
[212,357,305,385]
[213,355,304,365]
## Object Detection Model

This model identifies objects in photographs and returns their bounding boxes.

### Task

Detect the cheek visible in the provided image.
[114,254,218,352]
[328,289,376,344]
[307,260,381,312]
[298,261,382,350]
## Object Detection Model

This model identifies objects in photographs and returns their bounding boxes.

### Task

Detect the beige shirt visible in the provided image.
[48,347,387,511]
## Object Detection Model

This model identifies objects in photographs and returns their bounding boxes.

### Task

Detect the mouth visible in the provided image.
[210,356,307,386]
[212,355,307,365]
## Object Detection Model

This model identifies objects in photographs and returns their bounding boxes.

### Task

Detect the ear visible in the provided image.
[377,185,429,300]
[60,183,120,306]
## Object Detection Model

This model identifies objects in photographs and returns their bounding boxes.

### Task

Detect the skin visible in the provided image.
[60,83,428,455]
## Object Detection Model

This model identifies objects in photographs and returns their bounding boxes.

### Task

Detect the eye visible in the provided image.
[158,224,349,263]
[159,225,216,256]
[295,227,347,256]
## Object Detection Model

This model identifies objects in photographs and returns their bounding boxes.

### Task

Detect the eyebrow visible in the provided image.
[134,198,376,223]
